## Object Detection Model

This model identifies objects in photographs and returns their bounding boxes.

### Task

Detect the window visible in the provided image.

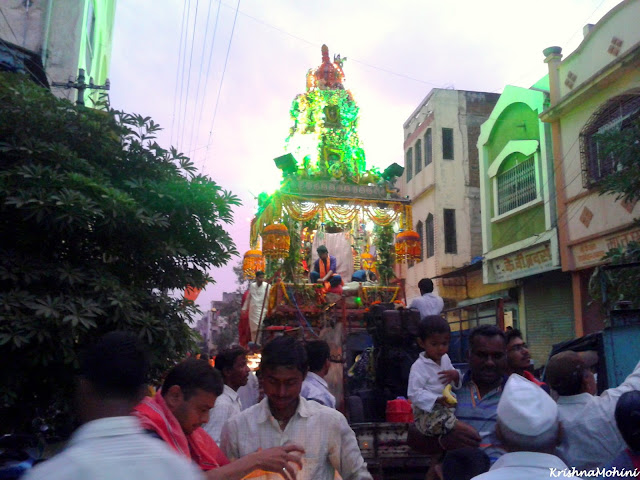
[406,147,413,182]
[444,209,457,254]
[580,94,640,186]
[414,140,422,174]
[442,128,454,160]
[426,214,434,258]
[424,129,432,166]
[416,220,424,262]
[496,156,537,215]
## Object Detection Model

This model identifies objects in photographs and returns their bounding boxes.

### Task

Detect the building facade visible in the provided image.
[541,0,640,336]
[478,82,575,366]
[0,0,116,104]
[399,89,500,302]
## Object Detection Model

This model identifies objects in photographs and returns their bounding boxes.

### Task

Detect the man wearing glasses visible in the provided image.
[505,328,547,390]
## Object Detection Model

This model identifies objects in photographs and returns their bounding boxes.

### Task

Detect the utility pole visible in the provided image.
[51,68,110,107]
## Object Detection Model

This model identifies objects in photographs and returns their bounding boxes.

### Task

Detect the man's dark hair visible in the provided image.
[505,328,523,345]
[441,448,490,480]
[615,390,640,452]
[162,358,224,400]
[214,346,247,376]
[80,331,149,400]
[417,315,450,341]
[545,351,588,396]
[418,278,434,294]
[260,336,308,375]
[469,324,506,351]
[255,270,265,277]
[317,245,328,254]
[305,340,330,372]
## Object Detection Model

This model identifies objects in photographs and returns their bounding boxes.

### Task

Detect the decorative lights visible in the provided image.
[395,230,421,262]
[242,249,266,279]
[262,224,290,260]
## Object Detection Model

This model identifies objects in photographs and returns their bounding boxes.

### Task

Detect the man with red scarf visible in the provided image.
[134,358,303,480]
[310,245,342,288]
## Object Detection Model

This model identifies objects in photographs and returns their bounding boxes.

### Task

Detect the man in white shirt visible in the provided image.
[409,278,444,319]
[221,336,372,480]
[24,331,205,480]
[300,340,336,408]
[204,346,250,443]
[242,271,270,344]
[545,351,640,470]
[472,374,582,480]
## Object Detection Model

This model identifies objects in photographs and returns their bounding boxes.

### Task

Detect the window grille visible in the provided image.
[496,156,536,215]
[579,94,640,187]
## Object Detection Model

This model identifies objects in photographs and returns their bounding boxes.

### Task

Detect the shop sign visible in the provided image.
[572,227,640,268]
[492,242,555,282]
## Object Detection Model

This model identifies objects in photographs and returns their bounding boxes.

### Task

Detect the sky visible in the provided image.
[108,0,623,311]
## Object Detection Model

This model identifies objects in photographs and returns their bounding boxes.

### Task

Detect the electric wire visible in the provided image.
[203,0,240,164]
[179,0,200,152]
[0,6,18,42]
[170,0,189,145]
[186,0,217,158]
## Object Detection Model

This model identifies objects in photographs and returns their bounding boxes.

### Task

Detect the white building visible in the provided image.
[399,89,500,303]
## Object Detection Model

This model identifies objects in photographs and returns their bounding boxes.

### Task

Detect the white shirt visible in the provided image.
[301,372,336,408]
[471,451,582,480]
[242,281,270,337]
[23,416,204,480]
[408,353,461,412]
[237,371,260,410]
[220,396,372,480]
[204,384,242,444]
[555,359,640,470]
[409,292,444,318]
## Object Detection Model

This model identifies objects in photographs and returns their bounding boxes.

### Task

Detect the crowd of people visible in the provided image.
[22,274,640,480]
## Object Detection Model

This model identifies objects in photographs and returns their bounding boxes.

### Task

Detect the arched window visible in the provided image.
[580,93,640,187]
[425,214,434,258]
[406,148,413,182]
[416,220,424,263]
[424,129,432,166]
[414,140,423,174]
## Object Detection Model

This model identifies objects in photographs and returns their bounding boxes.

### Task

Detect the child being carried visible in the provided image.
[408,315,462,437]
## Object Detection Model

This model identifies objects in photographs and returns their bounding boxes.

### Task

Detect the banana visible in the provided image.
[442,384,457,406]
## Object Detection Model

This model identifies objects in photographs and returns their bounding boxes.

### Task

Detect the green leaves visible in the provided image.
[0,72,240,438]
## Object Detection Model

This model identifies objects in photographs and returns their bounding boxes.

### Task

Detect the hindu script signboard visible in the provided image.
[572,227,640,269]
[492,242,555,282]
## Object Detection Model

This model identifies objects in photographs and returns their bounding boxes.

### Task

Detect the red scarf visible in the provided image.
[133,393,229,471]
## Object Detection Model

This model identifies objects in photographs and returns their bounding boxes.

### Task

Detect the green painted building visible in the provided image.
[477,81,575,367]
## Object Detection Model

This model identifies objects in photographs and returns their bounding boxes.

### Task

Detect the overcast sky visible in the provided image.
[108,0,622,311]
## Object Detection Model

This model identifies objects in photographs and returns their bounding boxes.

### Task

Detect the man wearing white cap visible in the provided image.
[471,374,581,480]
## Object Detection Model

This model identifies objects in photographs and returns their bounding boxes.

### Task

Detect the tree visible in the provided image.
[373,224,396,286]
[596,117,640,207]
[587,117,640,317]
[0,73,240,437]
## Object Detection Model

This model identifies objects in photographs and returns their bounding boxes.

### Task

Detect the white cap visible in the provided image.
[497,373,557,436]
